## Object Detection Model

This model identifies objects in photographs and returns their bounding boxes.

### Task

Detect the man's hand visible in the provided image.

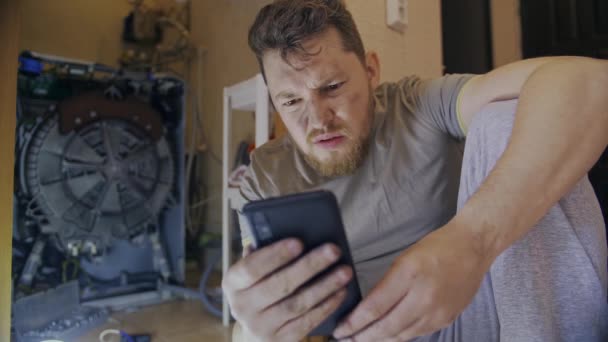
[333,222,492,341]
[222,238,354,342]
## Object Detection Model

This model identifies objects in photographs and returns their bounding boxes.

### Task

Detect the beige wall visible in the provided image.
[348,0,444,80]
[19,0,131,66]
[491,0,523,67]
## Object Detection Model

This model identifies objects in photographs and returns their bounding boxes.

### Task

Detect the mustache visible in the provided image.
[307,124,351,144]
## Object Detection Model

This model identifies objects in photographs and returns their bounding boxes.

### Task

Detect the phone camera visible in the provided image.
[253,212,273,241]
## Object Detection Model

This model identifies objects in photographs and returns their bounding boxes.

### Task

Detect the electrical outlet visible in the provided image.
[386,0,408,33]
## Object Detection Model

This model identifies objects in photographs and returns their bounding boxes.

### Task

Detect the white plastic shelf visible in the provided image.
[226,187,244,210]
[221,74,270,326]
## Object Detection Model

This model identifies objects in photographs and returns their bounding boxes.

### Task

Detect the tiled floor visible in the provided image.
[80,299,232,342]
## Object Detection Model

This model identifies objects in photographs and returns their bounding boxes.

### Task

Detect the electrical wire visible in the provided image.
[189,193,220,209]
[162,245,223,318]
[61,258,79,283]
[99,329,121,342]
[123,0,193,73]
[184,47,200,237]
[185,43,225,237]
[191,44,221,165]
[207,148,223,165]
[121,0,223,253]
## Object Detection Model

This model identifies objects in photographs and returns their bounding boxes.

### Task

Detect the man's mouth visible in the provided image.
[313,133,346,149]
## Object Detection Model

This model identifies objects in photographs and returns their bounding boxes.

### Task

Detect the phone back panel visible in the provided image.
[242,190,362,337]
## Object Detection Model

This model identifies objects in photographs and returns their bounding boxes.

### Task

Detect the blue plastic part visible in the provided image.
[120,330,135,342]
[19,57,43,75]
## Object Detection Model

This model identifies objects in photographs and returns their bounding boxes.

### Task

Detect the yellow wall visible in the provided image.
[0,1,20,339]
[491,0,522,67]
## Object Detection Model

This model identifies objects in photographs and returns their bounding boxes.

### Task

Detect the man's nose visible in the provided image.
[308,94,334,129]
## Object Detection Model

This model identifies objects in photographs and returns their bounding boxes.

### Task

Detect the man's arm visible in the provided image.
[333,57,608,340]
[457,56,608,262]
[458,57,576,130]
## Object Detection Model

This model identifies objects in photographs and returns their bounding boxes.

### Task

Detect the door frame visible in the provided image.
[441,0,494,73]
[0,0,20,340]
[520,0,608,58]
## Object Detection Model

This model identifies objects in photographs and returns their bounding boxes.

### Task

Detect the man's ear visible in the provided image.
[365,51,381,89]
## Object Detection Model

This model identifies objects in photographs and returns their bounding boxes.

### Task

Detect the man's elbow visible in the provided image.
[563,56,608,84]
[586,58,608,89]
[576,58,608,148]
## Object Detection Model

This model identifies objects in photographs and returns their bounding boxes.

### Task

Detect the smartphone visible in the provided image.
[242,190,361,337]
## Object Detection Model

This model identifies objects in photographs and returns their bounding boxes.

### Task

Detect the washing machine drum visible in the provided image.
[21,93,175,257]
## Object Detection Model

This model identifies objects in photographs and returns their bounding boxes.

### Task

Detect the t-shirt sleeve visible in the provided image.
[236,165,261,252]
[401,74,476,140]
[234,142,286,254]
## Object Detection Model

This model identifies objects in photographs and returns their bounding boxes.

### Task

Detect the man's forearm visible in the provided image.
[454,57,608,261]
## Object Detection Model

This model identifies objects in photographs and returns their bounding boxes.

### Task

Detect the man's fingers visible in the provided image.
[347,291,421,341]
[223,238,302,291]
[263,265,353,324]
[333,259,412,338]
[254,243,342,309]
[276,288,348,340]
[242,244,254,257]
[393,317,426,342]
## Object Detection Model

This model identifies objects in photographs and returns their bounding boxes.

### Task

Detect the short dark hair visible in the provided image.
[248,0,366,80]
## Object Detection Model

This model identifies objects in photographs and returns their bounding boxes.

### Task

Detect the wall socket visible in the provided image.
[386,0,408,33]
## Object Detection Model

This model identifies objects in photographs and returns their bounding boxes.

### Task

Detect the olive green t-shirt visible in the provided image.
[237,74,473,295]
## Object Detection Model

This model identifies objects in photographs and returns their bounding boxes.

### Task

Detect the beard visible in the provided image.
[303,125,367,178]
[301,90,374,178]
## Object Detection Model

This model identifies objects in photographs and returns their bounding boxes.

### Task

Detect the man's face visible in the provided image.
[262,28,380,177]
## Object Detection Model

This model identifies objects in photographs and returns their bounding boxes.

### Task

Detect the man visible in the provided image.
[222,0,608,341]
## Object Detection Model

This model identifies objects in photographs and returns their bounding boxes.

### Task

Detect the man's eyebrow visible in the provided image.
[274,72,346,100]
[275,91,296,100]
[315,72,344,88]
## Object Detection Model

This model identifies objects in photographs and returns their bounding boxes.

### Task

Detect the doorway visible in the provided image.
[441,0,494,74]
[521,0,608,59]
[520,0,608,224]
